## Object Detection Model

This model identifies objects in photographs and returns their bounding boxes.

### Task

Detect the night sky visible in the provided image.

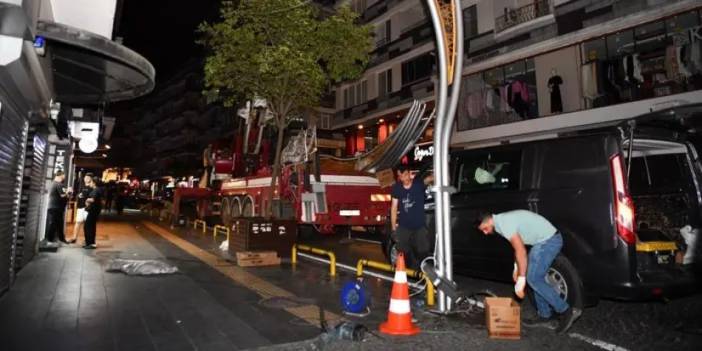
[106,1,221,167]
[116,0,220,83]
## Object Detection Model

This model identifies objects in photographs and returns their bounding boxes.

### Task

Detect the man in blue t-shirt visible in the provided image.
[478,210,582,334]
[391,164,433,269]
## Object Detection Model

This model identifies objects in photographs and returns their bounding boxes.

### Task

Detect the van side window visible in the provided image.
[457,150,521,193]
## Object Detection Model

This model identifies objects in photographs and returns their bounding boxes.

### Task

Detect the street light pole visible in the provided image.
[425,0,463,313]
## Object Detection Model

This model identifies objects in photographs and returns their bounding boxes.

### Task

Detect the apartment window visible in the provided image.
[375,20,392,48]
[349,86,355,108]
[355,80,368,105]
[402,53,434,85]
[378,69,393,97]
[352,0,367,13]
[463,5,478,39]
[343,80,368,108]
[320,114,332,130]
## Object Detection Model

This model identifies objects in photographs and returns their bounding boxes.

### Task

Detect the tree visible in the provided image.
[199,0,372,216]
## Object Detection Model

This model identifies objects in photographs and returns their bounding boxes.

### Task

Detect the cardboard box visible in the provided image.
[236,251,281,267]
[485,297,521,340]
[376,168,396,188]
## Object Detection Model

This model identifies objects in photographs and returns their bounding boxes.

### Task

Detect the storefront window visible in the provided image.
[456,59,539,131]
[581,11,702,109]
[607,30,635,58]
[583,37,606,62]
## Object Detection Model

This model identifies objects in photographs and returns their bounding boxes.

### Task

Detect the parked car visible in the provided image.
[383,122,700,308]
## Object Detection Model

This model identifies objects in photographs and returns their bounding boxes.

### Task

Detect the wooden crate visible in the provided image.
[236,251,281,267]
[229,218,298,258]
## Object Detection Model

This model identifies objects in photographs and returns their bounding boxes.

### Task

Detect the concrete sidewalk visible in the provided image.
[2,214,669,350]
[0,217,318,351]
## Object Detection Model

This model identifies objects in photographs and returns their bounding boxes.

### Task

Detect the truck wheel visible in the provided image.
[221,198,232,226]
[242,198,254,217]
[231,197,241,218]
[527,255,584,311]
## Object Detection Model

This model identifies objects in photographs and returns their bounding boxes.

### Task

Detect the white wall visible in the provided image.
[534,45,583,116]
[391,62,402,91]
[46,0,117,39]
[477,0,495,34]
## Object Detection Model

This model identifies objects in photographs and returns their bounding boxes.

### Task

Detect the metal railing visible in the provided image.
[213,225,230,240]
[193,219,207,234]
[356,259,435,306]
[495,0,552,33]
[292,244,337,277]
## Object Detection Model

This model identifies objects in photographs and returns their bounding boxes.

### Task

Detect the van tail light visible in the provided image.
[610,154,636,244]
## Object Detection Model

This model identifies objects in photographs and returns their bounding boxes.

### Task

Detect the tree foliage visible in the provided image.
[199,0,372,216]
[199,0,372,118]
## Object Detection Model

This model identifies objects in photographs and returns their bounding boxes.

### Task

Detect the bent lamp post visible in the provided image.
[426,0,463,313]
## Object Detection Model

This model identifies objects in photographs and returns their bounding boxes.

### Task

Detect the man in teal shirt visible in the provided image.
[478,210,581,333]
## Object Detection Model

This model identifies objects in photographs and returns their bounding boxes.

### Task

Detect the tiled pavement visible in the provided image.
[0,217,319,351]
[4,214,700,351]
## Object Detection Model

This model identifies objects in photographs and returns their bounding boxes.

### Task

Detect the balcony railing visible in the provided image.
[495,0,552,33]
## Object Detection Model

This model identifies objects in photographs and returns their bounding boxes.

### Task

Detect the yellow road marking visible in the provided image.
[141,221,343,326]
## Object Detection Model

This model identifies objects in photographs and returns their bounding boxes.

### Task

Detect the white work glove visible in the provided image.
[514,276,526,299]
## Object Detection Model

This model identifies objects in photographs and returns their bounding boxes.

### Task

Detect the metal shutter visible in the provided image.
[15,129,47,270]
[0,103,28,293]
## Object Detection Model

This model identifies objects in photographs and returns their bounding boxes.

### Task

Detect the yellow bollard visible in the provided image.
[193,219,207,234]
[293,244,336,276]
[213,225,230,240]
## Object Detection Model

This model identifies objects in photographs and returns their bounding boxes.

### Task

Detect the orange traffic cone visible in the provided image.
[379,252,420,336]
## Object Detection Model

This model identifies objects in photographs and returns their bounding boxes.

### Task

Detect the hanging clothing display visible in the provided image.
[581,62,599,103]
[508,80,530,119]
[485,87,500,112]
[547,75,563,113]
[499,85,512,113]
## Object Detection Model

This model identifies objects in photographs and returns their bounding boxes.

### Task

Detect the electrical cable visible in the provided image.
[342,306,371,318]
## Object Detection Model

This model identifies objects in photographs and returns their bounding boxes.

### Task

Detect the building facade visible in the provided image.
[330,0,702,153]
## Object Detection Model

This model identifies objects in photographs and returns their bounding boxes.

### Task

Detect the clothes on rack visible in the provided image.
[581,62,598,103]
[499,85,512,113]
[508,80,530,119]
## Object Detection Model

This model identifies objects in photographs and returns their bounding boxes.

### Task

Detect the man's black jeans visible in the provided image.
[45,208,66,242]
[395,226,431,270]
[84,210,99,245]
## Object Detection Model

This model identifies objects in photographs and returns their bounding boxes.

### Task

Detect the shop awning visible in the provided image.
[37,21,155,104]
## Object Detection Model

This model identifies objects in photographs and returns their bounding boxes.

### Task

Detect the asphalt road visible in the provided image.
[298,231,702,351]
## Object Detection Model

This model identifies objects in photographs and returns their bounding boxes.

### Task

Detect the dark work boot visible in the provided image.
[523,315,558,329]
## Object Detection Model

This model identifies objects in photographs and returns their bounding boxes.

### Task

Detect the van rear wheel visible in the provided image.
[528,255,584,311]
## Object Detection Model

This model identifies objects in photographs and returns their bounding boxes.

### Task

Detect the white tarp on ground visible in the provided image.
[106,259,178,276]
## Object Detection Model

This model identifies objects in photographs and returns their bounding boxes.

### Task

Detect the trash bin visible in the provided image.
[229,218,298,258]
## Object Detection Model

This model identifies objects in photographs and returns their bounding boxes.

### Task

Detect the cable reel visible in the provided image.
[340,279,371,315]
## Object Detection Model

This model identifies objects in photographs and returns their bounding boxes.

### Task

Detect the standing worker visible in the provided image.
[66,174,92,244]
[83,175,102,249]
[390,164,433,270]
[45,170,71,244]
[477,210,582,333]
